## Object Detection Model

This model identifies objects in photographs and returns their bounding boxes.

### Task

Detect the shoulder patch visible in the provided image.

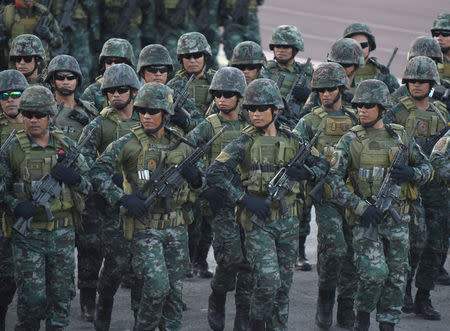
[215,151,231,163]
[399,96,415,110]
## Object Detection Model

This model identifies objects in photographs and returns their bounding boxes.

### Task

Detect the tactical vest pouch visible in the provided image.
[406,115,439,138]
[30,211,74,231]
[121,210,185,239]
[325,117,353,136]
[236,203,298,232]
[191,85,210,114]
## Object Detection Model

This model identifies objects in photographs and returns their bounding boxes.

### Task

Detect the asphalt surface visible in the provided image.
[4,1,450,330]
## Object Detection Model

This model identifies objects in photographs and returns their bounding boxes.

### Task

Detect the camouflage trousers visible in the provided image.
[315,203,356,299]
[210,206,253,311]
[406,198,427,283]
[11,227,76,331]
[245,216,299,330]
[0,236,16,311]
[131,225,188,331]
[188,201,213,271]
[353,206,410,325]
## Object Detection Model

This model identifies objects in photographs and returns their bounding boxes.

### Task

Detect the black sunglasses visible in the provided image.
[104,86,130,94]
[135,107,162,115]
[407,79,430,84]
[316,86,338,93]
[339,62,354,68]
[273,45,292,49]
[54,73,77,81]
[22,111,48,119]
[181,52,204,60]
[12,56,34,63]
[359,42,370,49]
[145,66,170,74]
[245,105,272,112]
[1,91,21,100]
[354,103,377,109]
[432,30,450,37]
[104,58,125,65]
[212,91,237,99]
[233,64,262,71]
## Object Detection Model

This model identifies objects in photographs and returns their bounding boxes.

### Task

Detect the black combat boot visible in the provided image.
[355,311,370,331]
[249,318,265,331]
[0,305,7,331]
[80,287,96,322]
[94,295,114,331]
[414,288,441,320]
[233,301,250,331]
[208,291,227,331]
[401,280,413,313]
[337,297,355,329]
[315,289,335,330]
[379,321,395,330]
[295,235,311,271]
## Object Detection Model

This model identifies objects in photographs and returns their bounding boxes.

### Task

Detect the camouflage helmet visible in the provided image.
[19,86,57,115]
[99,38,136,67]
[311,63,350,89]
[137,44,173,75]
[242,78,284,109]
[133,82,174,115]
[343,23,376,51]
[9,34,46,63]
[230,41,266,66]
[269,25,304,52]
[351,79,392,109]
[0,70,29,93]
[176,32,212,57]
[431,14,450,32]
[44,55,83,85]
[209,67,247,97]
[101,64,141,94]
[407,36,443,63]
[402,56,440,85]
[327,38,364,67]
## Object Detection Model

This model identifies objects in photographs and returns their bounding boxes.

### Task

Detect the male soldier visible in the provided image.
[0,0,62,61]
[343,23,399,93]
[0,69,28,330]
[90,82,203,330]
[431,14,450,78]
[326,79,432,331]
[9,34,47,86]
[187,67,252,331]
[78,63,141,330]
[207,78,328,330]
[384,56,448,321]
[230,41,266,85]
[260,25,314,128]
[81,38,136,113]
[1,85,91,330]
[293,62,359,330]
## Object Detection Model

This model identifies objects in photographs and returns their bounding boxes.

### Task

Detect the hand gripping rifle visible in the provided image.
[170,74,195,119]
[12,127,95,236]
[364,121,419,241]
[249,129,322,229]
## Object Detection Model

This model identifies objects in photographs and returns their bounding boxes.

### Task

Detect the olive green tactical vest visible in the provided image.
[177,69,216,115]
[265,61,306,98]
[354,62,378,86]
[438,62,450,80]
[0,114,25,145]
[53,104,91,142]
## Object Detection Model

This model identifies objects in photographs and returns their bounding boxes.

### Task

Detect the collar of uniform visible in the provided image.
[276,61,296,73]
[29,133,55,149]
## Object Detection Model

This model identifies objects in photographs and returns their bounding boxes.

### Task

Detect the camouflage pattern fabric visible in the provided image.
[401,56,440,85]
[407,36,443,63]
[311,62,350,89]
[0,69,29,92]
[19,85,57,114]
[327,38,364,68]
[100,63,140,92]
[353,58,399,93]
[209,66,247,96]
[229,40,266,66]
[80,77,106,113]
[343,22,377,50]
[137,44,173,77]
[44,54,82,83]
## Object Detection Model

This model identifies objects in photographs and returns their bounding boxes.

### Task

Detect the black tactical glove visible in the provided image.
[292,84,311,103]
[14,201,36,220]
[360,205,383,228]
[169,108,189,130]
[391,165,415,184]
[112,173,124,189]
[200,187,224,212]
[51,163,81,186]
[240,194,270,220]
[34,24,52,41]
[120,194,147,219]
[286,164,310,182]
[180,160,202,187]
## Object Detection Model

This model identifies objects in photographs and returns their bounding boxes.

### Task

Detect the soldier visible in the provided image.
[8,34,47,86]
[260,25,314,128]
[431,14,450,78]
[326,79,432,331]
[384,56,448,321]
[80,38,136,113]
[90,82,203,330]
[0,69,28,330]
[207,78,328,330]
[1,85,91,330]
[78,63,141,330]
[293,62,359,330]
[343,23,399,93]
[187,67,252,331]
[229,40,266,85]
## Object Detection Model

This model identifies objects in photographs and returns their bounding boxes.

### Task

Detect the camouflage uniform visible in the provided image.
[343,23,399,93]
[1,86,91,330]
[207,79,329,329]
[80,38,136,113]
[293,63,359,330]
[260,25,314,128]
[229,40,266,84]
[431,14,450,80]
[91,83,201,330]
[326,80,432,328]
[384,57,448,320]
[78,63,141,330]
[0,69,28,330]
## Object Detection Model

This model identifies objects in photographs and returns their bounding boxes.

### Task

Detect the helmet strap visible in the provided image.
[23,58,38,78]
[256,109,281,132]
[111,91,133,110]
[220,97,240,114]
[361,108,384,128]
[144,117,165,134]
[323,90,341,109]
[55,86,76,96]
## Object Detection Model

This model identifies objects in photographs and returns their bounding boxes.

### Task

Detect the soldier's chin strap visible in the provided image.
[361,107,385,128]
[220,97,240,114]
[322,89,342,109]
[144,117,166,135]
[55,87,76,96]
[111,91,133,110]
[256,110,282,133]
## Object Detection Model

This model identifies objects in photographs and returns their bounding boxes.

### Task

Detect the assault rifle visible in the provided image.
[286,58,311,118]
[12,127,94,236]
[421,125,449,156]
[35,0,52,35]
[170,74,195,119]
[0,129,17,156]
[114,0,138,38]
[58,0,78,31]
[386,47,398,70]
[249,129,322,229]
[364,121,419,241]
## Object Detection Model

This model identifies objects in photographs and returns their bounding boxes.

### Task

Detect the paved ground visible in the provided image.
[4,1,450,330]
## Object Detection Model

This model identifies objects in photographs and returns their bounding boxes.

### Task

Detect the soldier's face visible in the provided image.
[357,104,380,125]
[0,91,21,118]
[182,54,205,73]
[139,109,163,131]
[242,68,259,84]
[15,56,36,75]
[351,34,370,60]
[318,87,340,109]
[104,57,125,70]
[53,71,77,91]
[214,93,238,112]
[143,68,168,84]
[249,106,277,128]
[106,86,131,105]
[274,46,293,61]
[433,32,450,51]
[24,113,49,137]
[407,81,431,98]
